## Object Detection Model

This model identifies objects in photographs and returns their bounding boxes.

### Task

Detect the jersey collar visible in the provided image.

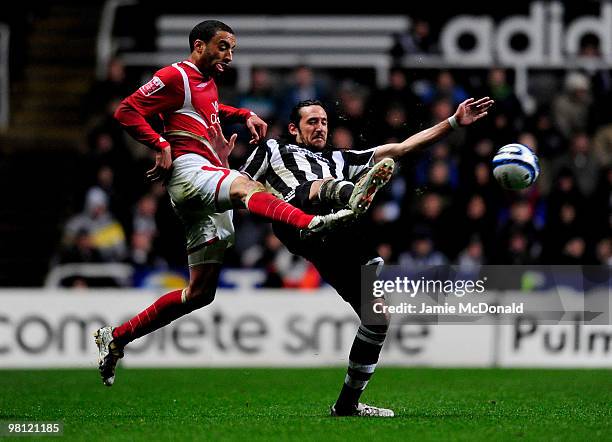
[183,60,204,75]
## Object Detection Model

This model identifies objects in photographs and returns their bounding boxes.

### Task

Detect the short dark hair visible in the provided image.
[289,100,325,126]
[189,20,234,51]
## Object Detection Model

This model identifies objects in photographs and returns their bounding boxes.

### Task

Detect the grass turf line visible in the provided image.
[1,368,610,441]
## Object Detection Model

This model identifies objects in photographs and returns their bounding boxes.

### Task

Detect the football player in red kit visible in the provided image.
[94,20,354,386]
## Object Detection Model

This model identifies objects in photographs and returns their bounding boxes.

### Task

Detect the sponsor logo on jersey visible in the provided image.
[139,76,165,96]
[285,144,329,163]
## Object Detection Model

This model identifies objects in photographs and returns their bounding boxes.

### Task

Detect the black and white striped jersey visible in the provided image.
[240,138,377,200]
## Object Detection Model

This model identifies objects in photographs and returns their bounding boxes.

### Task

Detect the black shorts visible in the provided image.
[273,181,382,311]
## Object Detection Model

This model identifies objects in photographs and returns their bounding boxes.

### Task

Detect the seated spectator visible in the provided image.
[237,67,278,122]
[417,70,469,107]
[496,198,541,263]
[62,187,128,262]
[595,238,612,265]
[278,66,329,121]
[398,228,448,269]
[552,132,601,197]
[390,18,439,58]
[456,235,485,272]
[552,71,592,140]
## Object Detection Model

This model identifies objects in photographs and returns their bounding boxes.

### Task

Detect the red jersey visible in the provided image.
[114,60,252,166]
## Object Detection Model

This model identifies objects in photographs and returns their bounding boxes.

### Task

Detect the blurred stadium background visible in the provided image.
[0,2,611,438]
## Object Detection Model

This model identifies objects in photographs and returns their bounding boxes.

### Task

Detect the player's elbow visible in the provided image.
[113,100,133,125]
[112,102,125,123]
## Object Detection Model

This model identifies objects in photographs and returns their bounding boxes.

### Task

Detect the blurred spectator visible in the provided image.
[335,81,370,147]
[552,132,601,197]
[376,104,410,144]
[560,237,587,265]
[590,165,612,241]
[278,66,328,121]
[61,187,128,263]
[595,238,612,265]
[456,235,485,272]
[58,228,104,264]
[390,18,438,58]
[331,126,355,150]
[129,231,167,268]
[592,123,612,166]
[405,193,453,258]
[577,35,612,133]
[237,68,278,122]
[414,142,459,189]
[480,68,524,143]
[256,232,321,289]
[416,70,469,107]
[455,194,496,261]
[505,231,535,265]
[525,106,565,159]
[547,167,584,214]
[496,198,541,263]
[133,194,158,237]
[552,71,592,140]
[83,58,132,122]
[372,67,426,134]
[398,229,448,269]
[541,202,583,262]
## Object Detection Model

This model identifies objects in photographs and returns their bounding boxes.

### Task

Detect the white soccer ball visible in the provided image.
[492,143,540,190]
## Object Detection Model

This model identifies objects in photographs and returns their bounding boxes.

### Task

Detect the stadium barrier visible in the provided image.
[0,289,610,368]
[117,14,411,90]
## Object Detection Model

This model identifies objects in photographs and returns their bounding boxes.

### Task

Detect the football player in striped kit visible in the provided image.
[242,97,493,416]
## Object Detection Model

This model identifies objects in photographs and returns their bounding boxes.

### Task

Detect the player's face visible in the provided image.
[193,31,236,75]
[290,105,328,150]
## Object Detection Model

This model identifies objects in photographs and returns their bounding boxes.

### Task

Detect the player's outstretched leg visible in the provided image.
[94,265,220,386]
[93,288,189,387]
[348,158,395,215]
[330,323,394,417]
[244,187,355,233]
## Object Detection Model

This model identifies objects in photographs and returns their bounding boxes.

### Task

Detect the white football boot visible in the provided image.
[349,158,395,215]
[93,326,124,387]
[330,403,395,417]
[305,208,356,233]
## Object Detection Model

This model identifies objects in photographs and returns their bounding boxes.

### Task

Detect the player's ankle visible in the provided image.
[319,179,354,207]
[333,401,358,414]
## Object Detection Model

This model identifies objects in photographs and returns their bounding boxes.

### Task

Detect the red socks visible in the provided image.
[246,191,314,228]
[112,289,189,346]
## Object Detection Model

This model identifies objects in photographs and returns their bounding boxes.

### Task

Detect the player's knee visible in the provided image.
[184,285,216,309]
[366,299,391,330]
[230,176,265,205]
[367,322,389,335]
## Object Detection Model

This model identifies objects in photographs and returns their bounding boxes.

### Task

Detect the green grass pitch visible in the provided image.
[1,368,611,441]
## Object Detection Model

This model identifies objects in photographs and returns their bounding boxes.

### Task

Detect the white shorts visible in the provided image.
[166,154,243,266]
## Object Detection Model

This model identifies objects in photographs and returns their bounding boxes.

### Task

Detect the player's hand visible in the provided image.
[245,114,268,144]
[208,124,238,167]
[455,97,495,127]
[146,146,173,183]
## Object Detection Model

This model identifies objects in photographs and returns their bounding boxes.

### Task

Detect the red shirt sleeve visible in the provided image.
[114,66,184,151]
[219,103,253,125]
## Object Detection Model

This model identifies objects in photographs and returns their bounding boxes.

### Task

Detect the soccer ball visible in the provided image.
[492,143,540,190]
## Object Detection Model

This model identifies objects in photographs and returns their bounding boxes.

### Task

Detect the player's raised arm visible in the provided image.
[114,67,183,152]
[373,97,494,163]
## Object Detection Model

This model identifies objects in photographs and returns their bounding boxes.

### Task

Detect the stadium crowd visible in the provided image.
[52,49,612,288]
